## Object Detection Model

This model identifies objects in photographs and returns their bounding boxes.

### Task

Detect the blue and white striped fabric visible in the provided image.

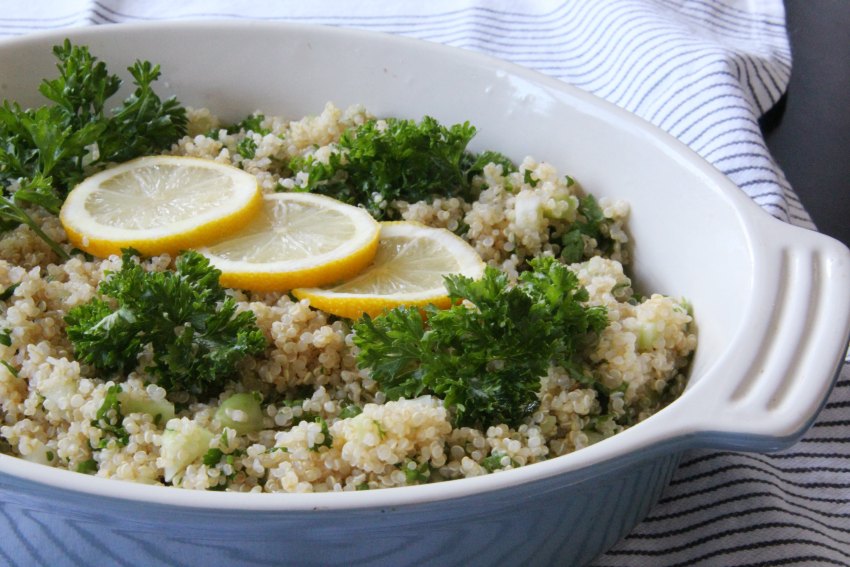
[2,2,848,565]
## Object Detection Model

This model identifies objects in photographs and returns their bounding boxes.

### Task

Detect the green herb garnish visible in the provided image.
[75,458,98,474]
[560,195,615,264]
[0,361,17,377]
[353,256,608,428]
[310,415,333,451]
[0,40,187,257]
[0,283,19,301]
[338,402,363,420]
[236,137,257,160]
[227,113,269,135]
[202,448,224,467]
[92,384,129,448]
[481,451,518,472]
[402,460,430,484]
[290,116,515,219]
[64,250,267,397]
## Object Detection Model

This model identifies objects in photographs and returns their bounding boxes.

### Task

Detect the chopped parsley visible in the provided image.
[402,460,430,484]
[1,361,17,377]
[0,282,19,301]
[92,384,129,448]
[481,451,518,472]
[227,113,269,135]
[338,402,363,420]
[75,458,98,474]
[202,447,225,467]
[308,415,333,451]
[236,137,257,160]
[202,447,242,490]
[560,195,616,264]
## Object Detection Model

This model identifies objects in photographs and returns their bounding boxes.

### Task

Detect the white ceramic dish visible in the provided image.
[1,21,849,567]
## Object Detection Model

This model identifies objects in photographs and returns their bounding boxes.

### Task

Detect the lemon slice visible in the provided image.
[293,221,486,319]
[60,156,262,258]
[199,192,381,291]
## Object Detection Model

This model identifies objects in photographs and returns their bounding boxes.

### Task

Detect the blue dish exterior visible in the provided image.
[0,452,680,567]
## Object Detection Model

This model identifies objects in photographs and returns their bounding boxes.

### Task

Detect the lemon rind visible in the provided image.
[291,221,486,319]
[59,156,263,258]
[201,192,382,291]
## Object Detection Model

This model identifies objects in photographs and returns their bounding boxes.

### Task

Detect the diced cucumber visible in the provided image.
[20,440,54,466]
[118,393,175,425]
[583,430,608,446]
[514,191,544,231]
[215,392,264,434]
[636,321,659,352]
[160,419,214,483]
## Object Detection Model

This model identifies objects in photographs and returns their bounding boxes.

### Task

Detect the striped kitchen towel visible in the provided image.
[1,1,847,565]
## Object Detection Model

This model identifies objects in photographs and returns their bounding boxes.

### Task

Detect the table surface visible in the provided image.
[763,0,850,248]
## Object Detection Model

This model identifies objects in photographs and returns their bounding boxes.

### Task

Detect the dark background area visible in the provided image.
[763,0,850,248]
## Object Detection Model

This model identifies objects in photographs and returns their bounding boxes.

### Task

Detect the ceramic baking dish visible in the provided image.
[1,21,848,566]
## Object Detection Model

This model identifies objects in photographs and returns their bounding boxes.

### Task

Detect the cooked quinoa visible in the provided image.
[0,103,697,492]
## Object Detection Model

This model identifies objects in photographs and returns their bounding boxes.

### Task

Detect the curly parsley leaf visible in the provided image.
[10,173,63,214]
[289,116,515,219]
[65,250,267,397]
[96,59,188,164]
[39,39,121,129]
[226,112,270,135]
[0,40,187,256]
[461,149,518,182]
[353,257,607,428]
[202,447,225,467]
[0,177,68,259]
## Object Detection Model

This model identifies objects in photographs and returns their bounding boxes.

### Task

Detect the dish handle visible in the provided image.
[671,220,850,452]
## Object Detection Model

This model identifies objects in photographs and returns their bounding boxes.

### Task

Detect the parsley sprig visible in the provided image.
[353,257,608,428]
[0,40,187,258]
[64,250,267,397]
[290,116,516,219]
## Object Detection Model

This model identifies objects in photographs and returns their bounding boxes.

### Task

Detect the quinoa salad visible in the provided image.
[1,103,696,492]
[0,49,697,492]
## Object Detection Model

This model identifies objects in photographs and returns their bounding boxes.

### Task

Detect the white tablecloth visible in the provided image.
[2,2,849,565]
